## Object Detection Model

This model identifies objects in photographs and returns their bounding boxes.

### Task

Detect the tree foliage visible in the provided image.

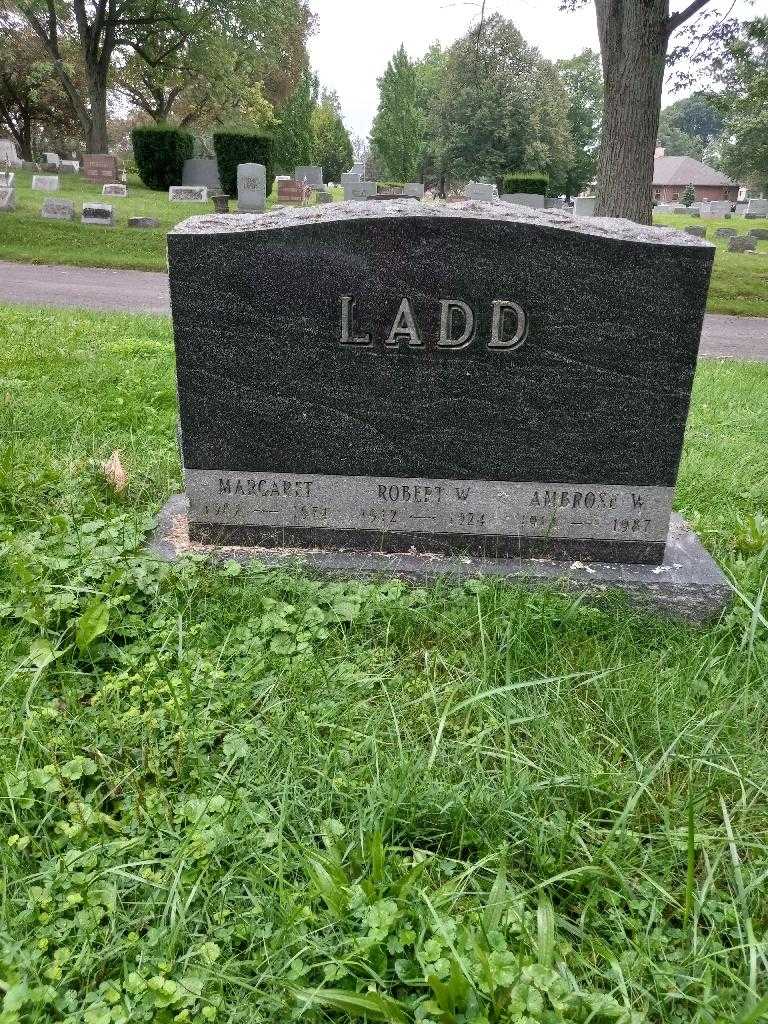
[273,67,316,172]
[716,18,768,191]
[311,89,352,182]
[426,15,572,188]
[555,49,602,199]
[657,92,724,160]
[371,44,422,182]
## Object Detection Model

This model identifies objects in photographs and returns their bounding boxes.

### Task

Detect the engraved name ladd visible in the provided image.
[186,471,673,545]
[340,296,528,350]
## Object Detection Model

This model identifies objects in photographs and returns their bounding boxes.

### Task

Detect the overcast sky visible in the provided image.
[308,0,766,141]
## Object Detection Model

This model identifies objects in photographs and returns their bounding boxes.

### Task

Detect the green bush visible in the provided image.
[501,172,549,196]
[131,126,194,191]
[377,181,406,192]
[681,182,696,206]
[213,131,274,198]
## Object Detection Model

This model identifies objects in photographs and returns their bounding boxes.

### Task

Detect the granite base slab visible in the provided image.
[150,495,730,622]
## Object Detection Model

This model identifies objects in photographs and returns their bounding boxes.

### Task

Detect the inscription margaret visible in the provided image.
[340,296,528,351]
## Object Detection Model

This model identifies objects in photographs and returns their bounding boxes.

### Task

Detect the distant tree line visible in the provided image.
[0,0,352,180]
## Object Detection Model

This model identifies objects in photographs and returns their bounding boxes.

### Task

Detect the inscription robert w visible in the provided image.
[340,296,528,351]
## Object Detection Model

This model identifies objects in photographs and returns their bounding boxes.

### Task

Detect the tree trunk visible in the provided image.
[85,64,109,152]
[594,0,669,224]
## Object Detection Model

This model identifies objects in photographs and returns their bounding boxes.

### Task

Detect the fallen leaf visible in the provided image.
[102,450,127,492]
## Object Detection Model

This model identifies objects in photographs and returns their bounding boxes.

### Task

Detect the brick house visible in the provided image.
[653,154,739,204]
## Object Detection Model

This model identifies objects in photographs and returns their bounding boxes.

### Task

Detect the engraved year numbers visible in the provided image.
[452,511,486,527]
[613,518,653,534]
[362,507,399,525]
[294,505,329,521]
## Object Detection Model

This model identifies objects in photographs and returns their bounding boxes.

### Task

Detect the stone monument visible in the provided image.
[102,183,128,197]
[294,166,323,187]
[32,175,59,192]
[0,187,15,212]
[237,163,266,213]
[82,154,118,184]
[0,139,22,167]
[82,202,115,226]
[169,185,208,203]
[41,198,75,221]
[156,201,728,619]
[183,158,221,191]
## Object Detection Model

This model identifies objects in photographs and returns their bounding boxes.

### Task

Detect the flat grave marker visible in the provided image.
[32,175,59,192]
[82,202,115,226]
[41,198,75,221]
[169,186,208,203]
[102,183,127,197]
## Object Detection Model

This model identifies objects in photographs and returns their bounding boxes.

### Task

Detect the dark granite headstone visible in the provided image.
[167,201,714,566]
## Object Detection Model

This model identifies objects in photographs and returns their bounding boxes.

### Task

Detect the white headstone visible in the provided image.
[42,152,60,167]
[82,202,115,226]
[745,199,768,219]
[294,165,323,187]
[735,203,748,217]
[0,187,15,212]
[402,182,425,199]
[60,160,80,174]
[32,175,59,192]
[0,171,15,188]
[701,200,731,219]
[464,182,498,201]
[41,198,75,221]
[237,162,266,213]
[501,192,546,209]
[0,139,22,167]
[341,172,362,187]
[169,185,208,203]
[574,196,597,217]
[102,182,127,197]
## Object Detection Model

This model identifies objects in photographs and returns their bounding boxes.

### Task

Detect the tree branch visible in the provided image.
[667,0,711,36]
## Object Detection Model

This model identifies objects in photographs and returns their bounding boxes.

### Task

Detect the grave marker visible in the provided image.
[102,183,127,197]
[41,198,74,221]
[82,202,115,226]
[32,175,59,192]
[745,199,768,219]
[237,163,266,213]
[169,186,208,203]
[165,201,716,585]
[294,165,323,187]
[0,187,15,212]
[82,154,118,183]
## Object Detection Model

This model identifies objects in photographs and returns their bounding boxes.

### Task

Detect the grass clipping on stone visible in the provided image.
[0,305,767,1023]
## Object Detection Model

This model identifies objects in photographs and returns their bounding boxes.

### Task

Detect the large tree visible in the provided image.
[273,66,316,172]
[555,49,603,200]
[0,25,82,158]
[429,15,572,189]
[371,44,422,182]
[716,18,768,191]
[657,92,724,159]
[114,0,313,129]
[560,0,733,223]
[311,88,352,182]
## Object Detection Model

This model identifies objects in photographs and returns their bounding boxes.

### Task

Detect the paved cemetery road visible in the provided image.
[0,261,766,361]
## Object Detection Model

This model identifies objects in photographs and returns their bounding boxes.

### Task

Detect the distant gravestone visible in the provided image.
[573,196,596,216]
[348,162,366,177]
[715,227,737,238]
[341,172,362,188]
[343,179,377,202]
[315,189,333,204]
[169,185,208,203]
[128,216,160,228]
[182,158,221,190]
[748,228,768,240]
[704,200,732,218]
[41,198,75,221]
[402,182,425,199]
[102,182,127,197]
[60,160,80,174]
[294,165,323,187]
[728,235,757,252]
[0,171,14,188]
[0,187,15,212]
[0,139,22,167]
[655,204,676,213]
[735,202,748,217]
[544,198,564,209]
[42,152,60,167]
[237,163,266,213]
[82,154,118,183]
[745,199,768,219]
[82,202,115,226]
[464,182,498,201]
[502,193,546,209]
[685,225,707,238]
[32,175,59,192]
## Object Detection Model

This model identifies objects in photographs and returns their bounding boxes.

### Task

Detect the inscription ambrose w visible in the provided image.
[341,296,528,351]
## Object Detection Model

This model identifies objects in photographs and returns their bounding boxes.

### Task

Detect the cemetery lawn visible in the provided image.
[0,172,766,318]
[1,304,768,1024]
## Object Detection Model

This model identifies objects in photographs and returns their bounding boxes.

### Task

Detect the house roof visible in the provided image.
[653,155,737,187]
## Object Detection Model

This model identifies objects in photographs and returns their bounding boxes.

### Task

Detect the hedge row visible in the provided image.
[130,126,275,196]
[500,172,549,196]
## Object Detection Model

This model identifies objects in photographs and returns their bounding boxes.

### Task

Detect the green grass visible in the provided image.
[654,213,768,319]
[1,172,767,317]
[0,170,292,272]
[0,304,768,1023]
